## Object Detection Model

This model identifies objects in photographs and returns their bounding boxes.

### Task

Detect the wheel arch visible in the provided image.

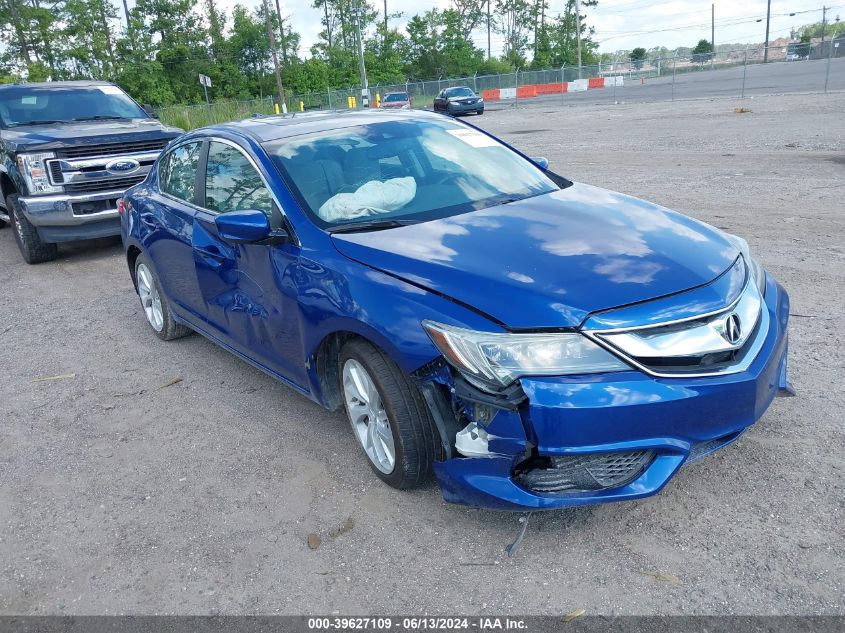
[1,171,17,205]
[126,244,142,291]
[307,322,438,411]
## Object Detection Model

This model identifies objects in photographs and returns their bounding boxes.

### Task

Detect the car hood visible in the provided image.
[331,182,738,329]
[3,119,182,153]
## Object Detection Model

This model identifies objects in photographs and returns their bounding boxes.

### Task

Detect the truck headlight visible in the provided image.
[422,321,629,387]
[724,233,766,296]
[17,152,62,195]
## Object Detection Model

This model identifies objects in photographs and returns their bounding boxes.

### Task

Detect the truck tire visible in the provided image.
[7,194,58,264]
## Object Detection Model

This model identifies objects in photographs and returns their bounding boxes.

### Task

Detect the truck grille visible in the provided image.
[64,175,146,194]
[515,450,655,494]
[55,139,170,159]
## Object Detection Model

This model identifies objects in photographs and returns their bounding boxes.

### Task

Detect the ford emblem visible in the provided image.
[105,158,140,175]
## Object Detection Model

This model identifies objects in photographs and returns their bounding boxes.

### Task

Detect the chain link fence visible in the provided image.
[157,42,845,130]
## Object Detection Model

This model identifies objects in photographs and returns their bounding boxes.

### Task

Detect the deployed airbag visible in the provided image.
[318,177,416,222]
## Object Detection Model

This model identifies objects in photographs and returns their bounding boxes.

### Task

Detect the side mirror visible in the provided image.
[143,104,159,119]
[215,209,272,243]
[530,156,549,170]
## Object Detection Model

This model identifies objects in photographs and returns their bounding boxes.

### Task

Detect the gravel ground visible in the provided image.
[1,93,843,616]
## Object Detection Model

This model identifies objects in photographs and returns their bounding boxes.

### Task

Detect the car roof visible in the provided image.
[200,109,447,143]
[0,80,116,90]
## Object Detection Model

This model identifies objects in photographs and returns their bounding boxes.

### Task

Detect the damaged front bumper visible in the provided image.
[426,276,792,511]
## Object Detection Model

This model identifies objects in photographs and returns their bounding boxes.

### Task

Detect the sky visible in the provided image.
[200,0,838,56]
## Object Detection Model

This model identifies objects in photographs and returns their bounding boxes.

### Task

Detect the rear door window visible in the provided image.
[159,142,202,203]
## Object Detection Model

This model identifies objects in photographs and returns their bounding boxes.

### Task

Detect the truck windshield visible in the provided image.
[0,84,148,128]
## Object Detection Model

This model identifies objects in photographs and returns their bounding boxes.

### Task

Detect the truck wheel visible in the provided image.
[7,195,58,264]
[339,339,442,489]
[134,253,192,341]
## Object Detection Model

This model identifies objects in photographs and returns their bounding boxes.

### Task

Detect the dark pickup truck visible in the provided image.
[0,81,182,263]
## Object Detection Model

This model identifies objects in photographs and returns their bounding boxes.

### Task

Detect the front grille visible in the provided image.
[591,269,766,378]
[515,450,655,494]
[55,139,170,159]
[64,175,145,194]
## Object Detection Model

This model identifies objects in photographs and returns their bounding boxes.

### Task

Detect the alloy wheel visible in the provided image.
[136,263,164,332]
[342,358,396,474]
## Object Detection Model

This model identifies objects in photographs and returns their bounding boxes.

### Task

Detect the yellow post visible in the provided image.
[347,96,352,109]
[274,102,280,115]
[375,92,381,108]
[352,96,357,108]
[299,100,304,112]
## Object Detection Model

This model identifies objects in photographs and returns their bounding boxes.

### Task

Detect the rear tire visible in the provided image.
[8,195,58,264]
[339,339,442,489]
[134,253,191,341]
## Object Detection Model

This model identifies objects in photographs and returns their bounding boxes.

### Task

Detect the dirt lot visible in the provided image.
[1,93,843,616]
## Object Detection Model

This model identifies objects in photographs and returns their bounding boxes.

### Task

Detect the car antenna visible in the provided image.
[504,512,533,557]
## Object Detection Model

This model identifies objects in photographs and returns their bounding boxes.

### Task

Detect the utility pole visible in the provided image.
[711,4,715,69]
[487,0,492,59]
[263,0,286,112]
[383,0,388,49]
[575,0,583,79]
[353,0,370,107]
[821,5,827,43]
[763,0,772,62]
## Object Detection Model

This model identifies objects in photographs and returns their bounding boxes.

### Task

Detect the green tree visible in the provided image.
[629,46,646,68]
[690,38,713,64]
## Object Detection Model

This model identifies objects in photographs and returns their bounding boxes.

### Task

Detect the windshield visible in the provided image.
[445,87,474,98]
[0,84,148,128]
[383,93,409,102]
[266,118,558,229]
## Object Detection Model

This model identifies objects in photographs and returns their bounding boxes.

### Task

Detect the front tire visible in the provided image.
[339,339,442,489]
[134,254,191,341]
[7,195,58,264]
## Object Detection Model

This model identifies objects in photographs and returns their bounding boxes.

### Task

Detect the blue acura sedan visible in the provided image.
[120,110,792,511]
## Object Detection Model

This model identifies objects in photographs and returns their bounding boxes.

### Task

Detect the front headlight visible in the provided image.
[17,152,62,195]
[422,321,629,387]
[724,233,766,296]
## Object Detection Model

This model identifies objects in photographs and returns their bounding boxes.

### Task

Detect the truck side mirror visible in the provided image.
[143,105,159,119]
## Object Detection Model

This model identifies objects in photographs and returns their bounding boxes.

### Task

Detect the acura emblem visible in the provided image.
[723,313,742,345]
[105,158,140,175]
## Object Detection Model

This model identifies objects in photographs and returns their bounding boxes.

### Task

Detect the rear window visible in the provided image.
[383,93,409,103]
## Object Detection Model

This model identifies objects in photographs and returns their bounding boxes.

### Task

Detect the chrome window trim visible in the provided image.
[582,275,770,379]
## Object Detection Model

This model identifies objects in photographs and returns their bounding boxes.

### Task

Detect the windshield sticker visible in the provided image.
[21,96,37,105]
[98,85,124,96]
[446,128,498,148]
